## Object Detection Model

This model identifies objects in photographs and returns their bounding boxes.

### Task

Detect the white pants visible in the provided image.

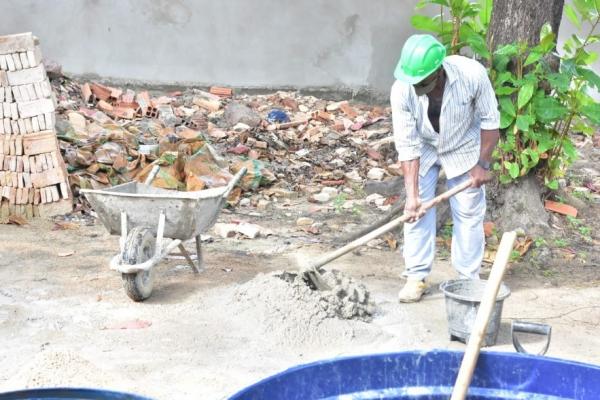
[402,164,485,280]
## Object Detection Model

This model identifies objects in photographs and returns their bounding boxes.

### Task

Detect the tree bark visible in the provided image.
[485,0,566,236]
[488,0,564,50]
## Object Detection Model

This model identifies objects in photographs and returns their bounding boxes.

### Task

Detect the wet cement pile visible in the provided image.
[231,270,377,347]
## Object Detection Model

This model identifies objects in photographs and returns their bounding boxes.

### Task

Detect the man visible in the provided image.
[391,34,500,303]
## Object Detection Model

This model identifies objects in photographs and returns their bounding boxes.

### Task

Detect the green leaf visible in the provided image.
[587,34,600,44]
[540,33,557,53]
[540,22,553,41]
[577,68,600,91]
[499,97,516,117]
[561,58,577,76]
[524,51,543,67]
[500,113,515,129]
[416,0,450,9]
[468,38,491,58]
[577,49,599,65]
[499,174,513,184]
[493,54,511,72]
[572,120,596,135]
[516,115,533,131]
[537,131,555,153]
[520,152,530,168]
[564,4,581,29]
[523,148,540,166]
[494,44,519,57]
[504,161,520,179]
[495,71,513,85]
[573,0,599,20]
[581,103,600,125]
[462,4,480,18]
[478,0,492,26]
[545,179,559,190]
[533,97,568,122]
[411,15,450,33]
[518,83,535,109]
[495,86,518,95]
[460,26,490,58]
[562,138,578,160]
[571,34,584,47]
[546,72,572,92]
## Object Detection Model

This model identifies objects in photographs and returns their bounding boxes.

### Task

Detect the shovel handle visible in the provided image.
[306,179,473,271]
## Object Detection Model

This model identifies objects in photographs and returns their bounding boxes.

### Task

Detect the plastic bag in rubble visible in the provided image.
[230,159,276,191]
[159,133,181,154]
[138,119,164,138]
[94,142,127,165]
[177,138,206,157]
[184,145,233,191]
[65,147,95,167]
[137,152,185,190]
[102,124,139,149]
[266,108,290,123]
[55,119,78,141]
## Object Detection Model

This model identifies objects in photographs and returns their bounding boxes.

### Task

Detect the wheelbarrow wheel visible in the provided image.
[121,227,156,302]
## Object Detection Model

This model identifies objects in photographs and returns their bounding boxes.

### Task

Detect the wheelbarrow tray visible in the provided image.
[82,183,230,240]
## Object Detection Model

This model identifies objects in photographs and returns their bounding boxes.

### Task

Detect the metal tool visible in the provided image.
[511,320,552,355]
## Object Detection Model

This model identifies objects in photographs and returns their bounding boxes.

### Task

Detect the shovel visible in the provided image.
[301,178,474,291]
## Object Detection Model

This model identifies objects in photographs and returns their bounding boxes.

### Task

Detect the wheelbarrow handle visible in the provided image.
[144,165,161,185]
[511,320,552,356]
[222,167,248,199]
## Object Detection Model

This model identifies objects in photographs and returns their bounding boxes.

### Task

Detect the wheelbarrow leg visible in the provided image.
[195,235,204,271]
[119,211,128,254]
[178,243,201,274]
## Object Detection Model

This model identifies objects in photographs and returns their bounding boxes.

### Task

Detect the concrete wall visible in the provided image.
[0,0,597,99]
[0,0,415,97]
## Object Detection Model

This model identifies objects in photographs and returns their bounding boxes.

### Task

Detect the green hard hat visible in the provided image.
[394,34,446,84]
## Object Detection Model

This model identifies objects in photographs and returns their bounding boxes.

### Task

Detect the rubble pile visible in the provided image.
[0,33,71,223]
[50,75,401,213]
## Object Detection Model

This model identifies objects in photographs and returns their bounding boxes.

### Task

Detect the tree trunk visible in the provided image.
[486,0,565,236]
[488,0,564,49]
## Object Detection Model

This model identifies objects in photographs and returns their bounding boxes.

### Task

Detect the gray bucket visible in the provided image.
[439,279,511,347]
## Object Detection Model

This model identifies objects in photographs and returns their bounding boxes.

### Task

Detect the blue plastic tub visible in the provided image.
[229,350,600,399]
[0,388,152,400]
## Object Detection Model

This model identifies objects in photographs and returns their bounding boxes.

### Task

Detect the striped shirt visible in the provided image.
[390,55,500,179]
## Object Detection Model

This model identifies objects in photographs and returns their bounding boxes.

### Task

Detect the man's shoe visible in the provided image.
[398,279,428,303]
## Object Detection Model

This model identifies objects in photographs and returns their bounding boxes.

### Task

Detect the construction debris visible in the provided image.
[0,32,71,223]
[45,71,397,216]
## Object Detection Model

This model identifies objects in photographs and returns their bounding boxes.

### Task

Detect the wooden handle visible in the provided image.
[306,179,473,271]
[450,231,518,400]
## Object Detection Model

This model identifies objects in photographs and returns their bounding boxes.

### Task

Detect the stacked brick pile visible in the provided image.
[0,33,71,223]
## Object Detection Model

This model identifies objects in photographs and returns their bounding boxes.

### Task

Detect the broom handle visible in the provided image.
[450,231,518,400]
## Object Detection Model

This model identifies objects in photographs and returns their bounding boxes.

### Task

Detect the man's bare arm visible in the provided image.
[470,128,500,188]
[401,159,422,222]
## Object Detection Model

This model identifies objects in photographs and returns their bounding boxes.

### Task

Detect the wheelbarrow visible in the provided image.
[81,167,246,301]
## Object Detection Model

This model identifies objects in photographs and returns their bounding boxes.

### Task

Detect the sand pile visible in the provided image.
[231,270,376,347]
[5,350,116,389]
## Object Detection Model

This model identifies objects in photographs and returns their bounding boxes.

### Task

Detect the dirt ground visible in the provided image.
[1,202,599,399]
